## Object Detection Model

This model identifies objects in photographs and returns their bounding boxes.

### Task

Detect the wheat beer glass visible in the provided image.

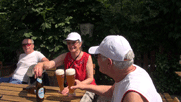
[55,69,65,92]
[66,68,76,96]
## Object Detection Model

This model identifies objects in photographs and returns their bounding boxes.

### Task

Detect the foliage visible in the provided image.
[0,0,103,62]
[94,0,181,92]
[96,0,181,54]
[0,0,181,93]
[151,53,181,94]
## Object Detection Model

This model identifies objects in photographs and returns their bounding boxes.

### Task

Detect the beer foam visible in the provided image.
[55,69,64,75]
[66,68,75,75]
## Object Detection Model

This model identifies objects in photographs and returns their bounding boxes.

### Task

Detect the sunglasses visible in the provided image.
[22,43,32,47]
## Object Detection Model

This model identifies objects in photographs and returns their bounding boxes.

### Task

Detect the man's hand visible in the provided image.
[71,80,86,90]
[34,63,43,78]
[60,86,69,95]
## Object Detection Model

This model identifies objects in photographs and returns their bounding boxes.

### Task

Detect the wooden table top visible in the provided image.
[175,71,181,78]
[0,83,85,102]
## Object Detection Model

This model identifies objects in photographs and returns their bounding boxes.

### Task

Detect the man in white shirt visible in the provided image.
[0,38,49,84]
[71,35,162,102]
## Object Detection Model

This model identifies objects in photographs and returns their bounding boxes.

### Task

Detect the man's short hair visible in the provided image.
[101,50,134,69]
[22,38,34,44]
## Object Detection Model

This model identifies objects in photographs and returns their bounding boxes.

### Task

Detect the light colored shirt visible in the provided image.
[112,64,162,102]
[12,51,45,82]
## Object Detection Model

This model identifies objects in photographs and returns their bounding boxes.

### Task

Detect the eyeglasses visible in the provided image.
[22,43,32,47]
[66,41,79,45]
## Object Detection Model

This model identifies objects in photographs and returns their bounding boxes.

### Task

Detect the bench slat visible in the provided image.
[164,93,173,102]
[159,93,167,102]
[159,93,180,102]
[173,97,180,102]
[46,71,55,76]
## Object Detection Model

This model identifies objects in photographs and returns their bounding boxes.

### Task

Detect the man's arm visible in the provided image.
[34,53,67,78]
[34,60,55,78]
[122,91,148,102]
[83,84,114,98]
[71,80,115,98]
[41,57,49,62]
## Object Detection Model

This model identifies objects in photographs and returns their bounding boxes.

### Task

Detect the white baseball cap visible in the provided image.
[65,32,82,42]
[88,35,133,61]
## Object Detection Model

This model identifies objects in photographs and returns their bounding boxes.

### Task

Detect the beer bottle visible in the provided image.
[23,87,36,94]
[36,77,45,102]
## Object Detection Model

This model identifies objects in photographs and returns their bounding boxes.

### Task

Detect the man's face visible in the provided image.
[22,39,34,54]
[96,54,107,74]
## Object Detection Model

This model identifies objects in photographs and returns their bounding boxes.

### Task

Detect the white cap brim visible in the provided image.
[88,46,100,54]
[65,38,79,41]
[64,32,82,42]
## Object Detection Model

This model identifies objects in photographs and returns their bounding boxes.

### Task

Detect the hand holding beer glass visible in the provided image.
[55,69,65,92]
[66,68,76,96]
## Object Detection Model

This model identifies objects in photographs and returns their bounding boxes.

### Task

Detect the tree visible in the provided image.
[0,0,180,93]
[0,0,103,62]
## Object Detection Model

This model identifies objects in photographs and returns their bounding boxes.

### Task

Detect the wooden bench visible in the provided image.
[160,93,180,102]
[179,55,181,64]
[93,63,96,75]
[46,67,58,86]
[0,61,16,77]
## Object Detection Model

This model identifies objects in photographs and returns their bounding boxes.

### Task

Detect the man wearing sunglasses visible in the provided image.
[0,38,49,84]
[71,35,162,102]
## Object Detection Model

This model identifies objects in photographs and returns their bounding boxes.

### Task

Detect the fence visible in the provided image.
[0,61,16,77]
[134,50,156,72]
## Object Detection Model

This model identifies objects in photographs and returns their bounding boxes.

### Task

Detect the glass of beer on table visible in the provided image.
[66,68,76,96]
[55,69,65,92]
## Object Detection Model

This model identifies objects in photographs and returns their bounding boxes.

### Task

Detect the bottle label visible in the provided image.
[37,78,42,83]
[38,87,44,99]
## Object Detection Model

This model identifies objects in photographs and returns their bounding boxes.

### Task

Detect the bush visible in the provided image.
[151,53,181,94]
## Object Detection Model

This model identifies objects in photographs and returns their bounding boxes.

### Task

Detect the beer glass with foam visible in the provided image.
[55,69,64,92]
[66,68,75,96]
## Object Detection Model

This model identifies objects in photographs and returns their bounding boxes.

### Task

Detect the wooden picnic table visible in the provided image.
[0,82,85,102]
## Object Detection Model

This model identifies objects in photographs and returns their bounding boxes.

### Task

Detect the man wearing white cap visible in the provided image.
[72,35,162,102]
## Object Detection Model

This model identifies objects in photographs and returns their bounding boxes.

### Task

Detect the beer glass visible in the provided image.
[55,69,65,92]
[66,68,76,96]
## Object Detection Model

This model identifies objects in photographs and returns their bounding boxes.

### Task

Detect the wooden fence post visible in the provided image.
[143,53,148,71]
[135,50,156,72]
[150,50,156,72]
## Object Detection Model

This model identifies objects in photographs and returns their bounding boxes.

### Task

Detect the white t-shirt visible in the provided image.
[12,51,45,82]
[111,64,162,102]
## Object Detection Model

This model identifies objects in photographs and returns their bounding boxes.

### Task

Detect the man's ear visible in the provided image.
[32,44,35,49]
[107,58,113,69]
